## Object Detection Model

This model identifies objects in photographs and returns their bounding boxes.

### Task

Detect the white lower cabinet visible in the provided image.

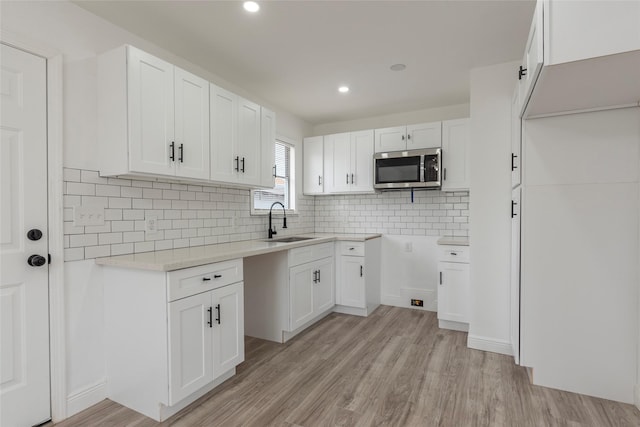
[104,259,244,421]
[334,239,381,316]
[437,245,470,331]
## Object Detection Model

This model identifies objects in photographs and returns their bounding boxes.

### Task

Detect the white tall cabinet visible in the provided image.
[98,45,210,180]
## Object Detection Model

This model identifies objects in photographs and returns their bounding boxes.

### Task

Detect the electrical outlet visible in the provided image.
[404,242,413,252]
[73,206,105,226]
[411,299,424,307]
[145,215,158,234]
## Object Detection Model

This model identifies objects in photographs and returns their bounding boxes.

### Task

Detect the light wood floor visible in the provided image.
[53,306,640,426]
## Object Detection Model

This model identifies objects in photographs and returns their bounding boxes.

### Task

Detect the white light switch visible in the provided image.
[73,206,105,226]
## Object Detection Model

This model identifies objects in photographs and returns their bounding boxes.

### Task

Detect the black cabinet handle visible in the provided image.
[512,153,518,171]
[360,265,363,277]
[318,269,320,282]
[518,65,528,80]
[313,270,317,283]
[512,200,518,218]
[215,304,221,324]
[234,156,239,172]
[401,135,405,141]
[318,176,321,186]
[450,252,457,256]
[346,174,349,184]
[273,165,277,177]
[351,173,354,184]
[407,134,411,140]
[207,306,213,327]
[443,168,447,181]
[179,143,184,163]
[170,141,175,161]
[241,157,245,173]
[439,271,443,285]
[202,277,211,281]
[214,274,222,279]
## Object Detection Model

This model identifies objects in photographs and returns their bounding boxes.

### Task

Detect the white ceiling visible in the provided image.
[75,0,536,125]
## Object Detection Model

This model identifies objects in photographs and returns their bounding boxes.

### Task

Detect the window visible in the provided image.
[252,140,295,212]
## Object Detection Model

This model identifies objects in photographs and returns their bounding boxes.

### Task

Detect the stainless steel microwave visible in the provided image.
[373,148,441,189]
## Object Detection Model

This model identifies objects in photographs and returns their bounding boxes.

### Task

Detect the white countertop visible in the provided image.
[437,236,470,246]
[95,233,381,272]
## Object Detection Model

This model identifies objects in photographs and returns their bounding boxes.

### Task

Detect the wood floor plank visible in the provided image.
[51,307,640,427]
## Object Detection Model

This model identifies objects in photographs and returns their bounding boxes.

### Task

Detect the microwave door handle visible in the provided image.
[420,155,425,183]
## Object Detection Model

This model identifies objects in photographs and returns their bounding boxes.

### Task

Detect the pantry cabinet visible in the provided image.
[103,259,244,421]
[374,122,441,153]
[98,45,209,180]
[441,118,470,191]
[324,130,374,194]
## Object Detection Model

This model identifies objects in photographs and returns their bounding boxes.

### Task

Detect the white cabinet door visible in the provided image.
[127,46,175,176]
[174,67,209,180]
[441,118,470,191]
[510,187,521,364]
[168,291,214,405]
[407,122,441,149]
[324,132,351,193]
[210,84,238,184]
[313,258,335,314]
[237,97,261,186]
[303,136,324,195]
[351,130,374,192]
[519,0,544,114]
[375,126,406,152]
[289,263,315,331]
[511,89,522,188]
[437,262,470,323]
[212,282,245,377]
[339,256,365,309]
[260,107,276,188]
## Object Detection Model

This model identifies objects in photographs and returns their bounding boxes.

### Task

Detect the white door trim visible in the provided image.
[1,29,66,422]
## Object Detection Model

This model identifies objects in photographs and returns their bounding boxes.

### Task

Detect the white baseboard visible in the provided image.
[635,383,640,411]
[467,334,513,356]
[438,319,468,332]
[66,380,107,418]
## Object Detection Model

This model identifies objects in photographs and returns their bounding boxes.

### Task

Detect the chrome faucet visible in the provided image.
[268,201,287,239]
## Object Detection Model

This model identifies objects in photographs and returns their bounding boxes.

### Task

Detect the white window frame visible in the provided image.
[250,136,297,216]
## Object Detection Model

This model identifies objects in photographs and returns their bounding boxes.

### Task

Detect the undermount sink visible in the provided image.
[263,236,316,243]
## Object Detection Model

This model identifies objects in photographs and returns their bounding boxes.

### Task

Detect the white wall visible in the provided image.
[312,103,469,136]
[1,0,313,418]
[468,61,518,355]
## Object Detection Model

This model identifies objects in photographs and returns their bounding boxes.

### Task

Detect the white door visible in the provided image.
[174,67,209,180]
[313,258,335,313]
[339,257,365,308]
[374,126,406,153]
[212,282,245,378]
[510,187,521,364]
[210,84,238,184]
[127,46,175,176]
[168,291,214,405]
[324,132,351,193]
[259,108,276,188]
[511,88,522,188]
[0,43,51,427]
[237,97,261,186]
[351,130,374,192]
[437,261,470,323]
[289,263,314,331]
[303,136,324,195]
[441,119,470,191]
[407,122,442,150]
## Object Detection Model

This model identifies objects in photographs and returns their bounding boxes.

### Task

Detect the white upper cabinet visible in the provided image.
[441,118,470,192]
[99,45,209,180]
[521,0,640,117]
[324,130,374,194]
[210,83,273,188]
[374,122,441,153]
[260,108,276,189]
[303,136,325,195]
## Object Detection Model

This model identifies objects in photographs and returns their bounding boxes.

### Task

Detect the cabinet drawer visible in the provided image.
[339,241,365,257]
[438,245,469,263]
[289,242,334,267]
[168,258,243,301]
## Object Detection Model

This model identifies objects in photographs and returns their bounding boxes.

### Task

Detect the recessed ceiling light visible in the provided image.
[243,1,260,13]
[338,86,350,93]
[390,63,407,71]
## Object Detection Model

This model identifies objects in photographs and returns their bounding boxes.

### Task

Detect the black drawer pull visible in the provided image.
[202,277,211,281]
[214,274,222,279]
